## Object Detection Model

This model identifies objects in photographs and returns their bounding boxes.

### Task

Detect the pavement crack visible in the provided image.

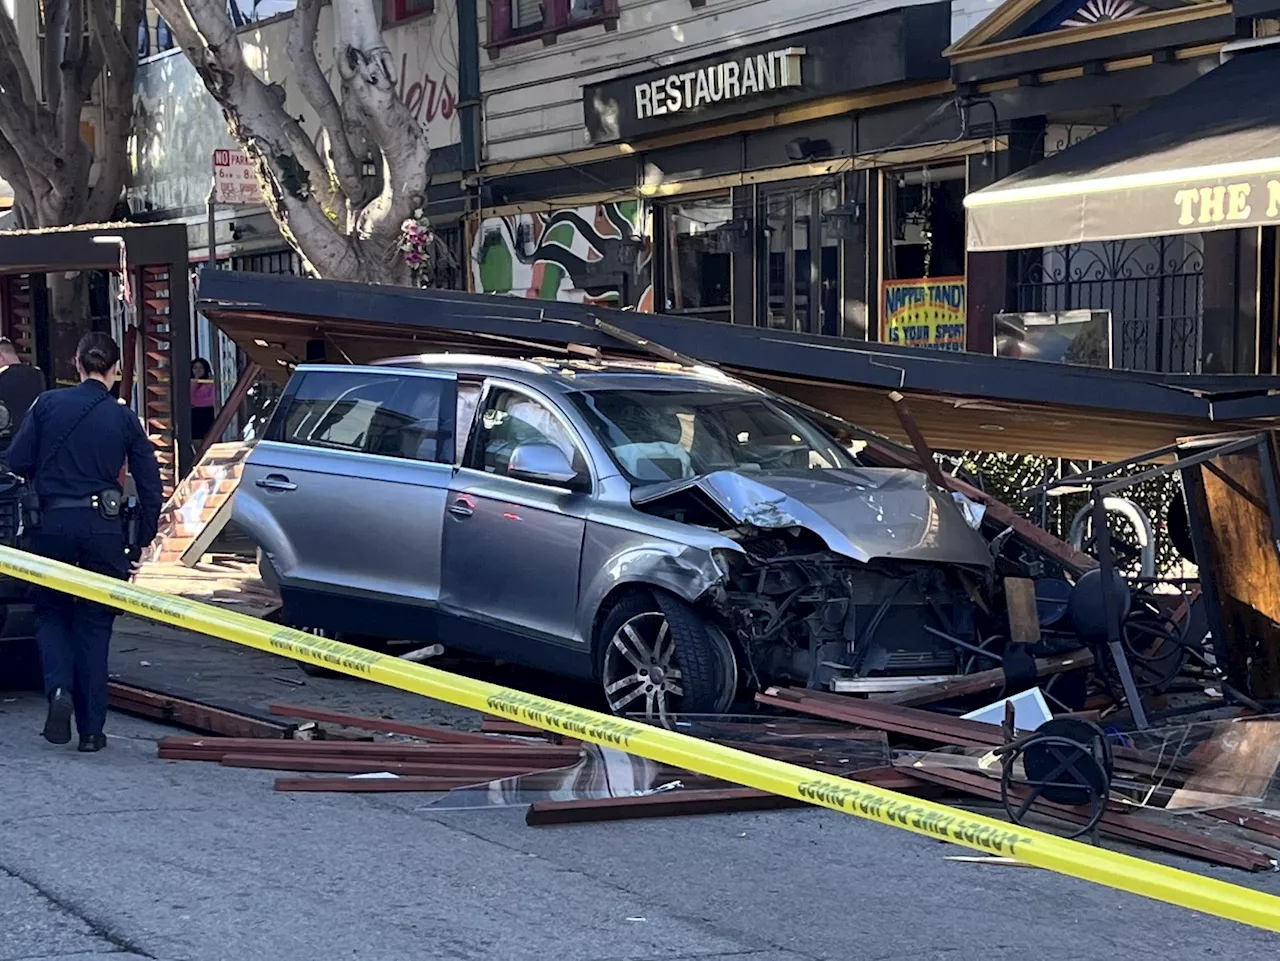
[0,860,156,959]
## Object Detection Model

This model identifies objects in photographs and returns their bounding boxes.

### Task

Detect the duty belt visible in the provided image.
[44,495,104,510]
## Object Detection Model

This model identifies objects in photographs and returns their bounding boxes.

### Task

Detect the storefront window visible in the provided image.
[885,164,966,281]
[880,164,968,351]
[762,185,840,335]
[661,196,733,323]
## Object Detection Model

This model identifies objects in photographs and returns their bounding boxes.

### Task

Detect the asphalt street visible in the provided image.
[3,620,1280,961]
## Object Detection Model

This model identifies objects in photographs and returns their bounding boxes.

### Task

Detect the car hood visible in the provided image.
[632,468,994,568]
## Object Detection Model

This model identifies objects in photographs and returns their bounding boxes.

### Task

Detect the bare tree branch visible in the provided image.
[331,0,430,266]
[77,31,105,102]
[0,130,35,220]
[44,0,69,119]
[152,0,355,274]
[156,0,333,200]
[58,0,88,156]
[0,97,67,186]
[89,0,135,76]
[86,0,144,222]
[146,0,430,284]
[0,8,43,110]
[288,0,363,205]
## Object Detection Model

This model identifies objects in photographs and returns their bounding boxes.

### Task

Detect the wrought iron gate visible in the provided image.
[1014,237,1204,373]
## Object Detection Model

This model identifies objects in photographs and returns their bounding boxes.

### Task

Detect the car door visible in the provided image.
[237,366,458,633]
[439,381,589,649]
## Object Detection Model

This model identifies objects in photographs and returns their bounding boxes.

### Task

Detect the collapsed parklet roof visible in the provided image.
[196,269,1280,462]
[965,46,1280,251]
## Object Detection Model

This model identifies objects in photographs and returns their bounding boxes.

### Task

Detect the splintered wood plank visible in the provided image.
[1004,577,1041,644]
[875,649,1094,707]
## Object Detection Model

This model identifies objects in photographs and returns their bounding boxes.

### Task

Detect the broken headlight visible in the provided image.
[709,547,746,581]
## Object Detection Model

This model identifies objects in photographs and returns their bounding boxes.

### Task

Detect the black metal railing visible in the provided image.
[1014,237,1204,374]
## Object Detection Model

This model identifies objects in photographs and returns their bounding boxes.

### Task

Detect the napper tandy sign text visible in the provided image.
[634,47,805,120]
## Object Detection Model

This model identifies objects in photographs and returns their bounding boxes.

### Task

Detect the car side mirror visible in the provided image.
[508,443,582,488]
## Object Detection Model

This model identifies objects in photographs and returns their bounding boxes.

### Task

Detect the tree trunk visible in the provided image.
[1,0,142,379]
[150,0,432,286]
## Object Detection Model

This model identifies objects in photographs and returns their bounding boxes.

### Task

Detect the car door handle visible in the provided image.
[447,498,473,517]
[256,474,297,492]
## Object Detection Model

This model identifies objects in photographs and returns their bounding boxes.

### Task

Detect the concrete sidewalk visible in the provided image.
[4,688,1280,961]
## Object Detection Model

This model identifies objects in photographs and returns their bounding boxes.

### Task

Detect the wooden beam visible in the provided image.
[874,649,1094,707]
[526,767,938,825]
[221,754,552,778]
[108,681,292,738]
[888,391,949,489]
[526,788,809,825]
[1005,577,1042,644]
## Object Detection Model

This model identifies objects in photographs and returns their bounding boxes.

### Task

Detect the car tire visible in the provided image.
[598,590,738,726]
[295,627,341,678]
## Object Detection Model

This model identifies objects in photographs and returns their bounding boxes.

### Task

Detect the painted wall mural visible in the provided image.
[471,201,655,311]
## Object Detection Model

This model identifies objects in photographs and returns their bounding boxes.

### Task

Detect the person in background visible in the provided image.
[190,357,218,451]
[0,337,46,456]
[0,337,23,367]
[7,332,163,753]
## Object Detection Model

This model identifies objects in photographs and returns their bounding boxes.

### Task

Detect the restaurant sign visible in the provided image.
[582,7,951,143]
[968,171,1280,251]
[634,48,804,120]
[1173,179,1280,228]
[881,278,966,352]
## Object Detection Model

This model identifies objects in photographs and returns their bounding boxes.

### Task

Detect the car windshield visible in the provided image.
[569,388,855,483]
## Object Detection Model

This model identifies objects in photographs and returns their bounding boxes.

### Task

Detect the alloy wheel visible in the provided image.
[602,612,683,725]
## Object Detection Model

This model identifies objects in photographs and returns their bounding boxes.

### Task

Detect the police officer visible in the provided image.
[7,331,162,752]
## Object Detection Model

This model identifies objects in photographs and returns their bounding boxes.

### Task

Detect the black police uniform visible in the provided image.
[7,379,163,740]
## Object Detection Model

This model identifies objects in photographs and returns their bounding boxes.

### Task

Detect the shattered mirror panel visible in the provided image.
[422,716,890,811]
[420,744,726,811]
[1107,715,1280,813]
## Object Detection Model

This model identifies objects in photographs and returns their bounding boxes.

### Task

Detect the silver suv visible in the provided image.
[237,355,994,723]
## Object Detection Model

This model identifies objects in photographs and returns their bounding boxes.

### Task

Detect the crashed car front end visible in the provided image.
[631,468,995,693]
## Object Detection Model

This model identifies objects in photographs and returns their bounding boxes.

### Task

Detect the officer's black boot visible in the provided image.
[77,734,107,753]
[42,688,73,744]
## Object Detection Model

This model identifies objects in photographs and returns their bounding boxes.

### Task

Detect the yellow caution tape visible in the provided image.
[2,543,1279,932]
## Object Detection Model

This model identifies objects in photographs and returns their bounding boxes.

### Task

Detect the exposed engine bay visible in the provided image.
[632,467,996,692]
[710,529,985,691]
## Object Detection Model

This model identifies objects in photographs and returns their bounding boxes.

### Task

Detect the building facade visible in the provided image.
[470,0,997,349]
[469,0,1280,378]
[31,0,1276,384]
[951,0,1280,376]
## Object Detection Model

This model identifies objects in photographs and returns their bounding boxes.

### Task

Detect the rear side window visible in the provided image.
[266,371,456,464]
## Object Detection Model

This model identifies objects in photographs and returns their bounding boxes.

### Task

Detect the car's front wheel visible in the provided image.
[294,627,343,680]
[598,591,737,727]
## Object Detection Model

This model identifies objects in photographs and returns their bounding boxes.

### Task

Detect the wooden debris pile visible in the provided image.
[143,699,936,811]
[119,683,1280,873]
[756,685,1280,872]
[152,703,584,792]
